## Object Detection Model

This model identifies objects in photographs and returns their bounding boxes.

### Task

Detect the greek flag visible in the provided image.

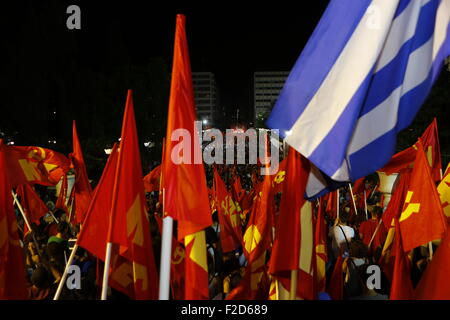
[267,0,450,195]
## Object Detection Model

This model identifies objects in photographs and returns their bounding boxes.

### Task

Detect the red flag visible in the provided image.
[143,165,161,193]
[415,217,450,299]
[0,140,28,299]
[389,219,414,300]
[227,168,274,300]
[398,141,447,252]
[55,174,70,213]
[325,190,338,221]
[381,118,441,182]
[382,169,412,229]
[420,118,441,182]
[106,90,159,299]
[327,255,344,300]
[352,177,365,195]
[271,157,287,195]
[162,14,211,299]
[70,121,92,224]
[3,145,70,187]
[269,148,315,300]
[78,144,119,262]
[162,14,212,240]
[214,168,242,253]
[16,184,48,234]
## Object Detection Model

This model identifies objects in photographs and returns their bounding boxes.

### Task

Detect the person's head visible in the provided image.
[339,210,350,225]
[372,206,383,219]
[31,267,51,288]
[57,221,70,238]
[350,240,368,259]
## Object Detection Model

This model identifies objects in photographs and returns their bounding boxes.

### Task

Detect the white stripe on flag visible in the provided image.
[286,0,399,158]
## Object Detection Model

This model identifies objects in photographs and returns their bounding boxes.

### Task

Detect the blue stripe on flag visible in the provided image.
[266,0,372,138]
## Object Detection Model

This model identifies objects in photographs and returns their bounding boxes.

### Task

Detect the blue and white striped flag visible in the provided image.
[268,0,450,196]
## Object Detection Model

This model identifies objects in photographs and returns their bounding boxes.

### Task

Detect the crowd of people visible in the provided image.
[13,161,435,300]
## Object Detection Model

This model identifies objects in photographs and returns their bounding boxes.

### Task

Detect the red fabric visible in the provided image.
[269,148,315,300]
[3,145,70,187]
[415,217,450,299]
[16,184,48,226]
[352,177,365,195]
[419,118,441,182]
[162,15,211,299]
[390,219,414,300]
[70,121,92,224]
[382,169,412,229]
[78,145,118,265]
[325,190,338,221]
[162,15,212,240]
[106,90,159,299]
[381,118,441,182]
[0,140,29,299]
[327,255,344,300]
[55,174,69,213]
[143,165,161,193]
[399,141,447,252]
[214,169,242,252]
[359,219,387,252]
[227,167,274,299]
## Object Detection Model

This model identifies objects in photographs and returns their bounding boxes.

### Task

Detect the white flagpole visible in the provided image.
[54,243,78,300]
[364,190,368,220]
[12,191,32,232]
[159,188,173,300]
[348,183,358,216]
[101,242,113,300]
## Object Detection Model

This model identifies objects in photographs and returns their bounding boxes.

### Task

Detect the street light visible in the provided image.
[202,119,208,125]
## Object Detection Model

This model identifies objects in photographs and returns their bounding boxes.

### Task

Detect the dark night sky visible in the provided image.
[1,1,330,118]
[84,1,331,118]
[0,0,331,147]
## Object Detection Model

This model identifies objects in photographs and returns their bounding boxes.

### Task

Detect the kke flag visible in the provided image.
[163,15,211,299]
[398,141,447,252]
[143,165,161,193]
[162,14,212,239]
[267,0,450,184]
[269,148,316,300]
[3,145,70,187]
[415,211,450,299]
[106,90,159,299]
[0,140,28,299]
[214,168,242,253]
[381,118,442,180]
[70,121,93,224]
[437,163,450,219]
[78,144,118,262]
[16,184,49,229]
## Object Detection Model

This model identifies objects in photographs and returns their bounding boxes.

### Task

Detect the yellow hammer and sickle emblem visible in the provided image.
[172,245,185,265]
[272,170,286,187]
[243,225,262,254]
[399,191,421,222]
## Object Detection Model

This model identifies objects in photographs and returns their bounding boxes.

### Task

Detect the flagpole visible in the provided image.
[364,190,368,220]
[159,188,173,300]
[12,191,32,232]
[54,243,78,300]
[100,242,113,300]
[289,269,298,300]
[348,183,358,216]
[368,219,383,249]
